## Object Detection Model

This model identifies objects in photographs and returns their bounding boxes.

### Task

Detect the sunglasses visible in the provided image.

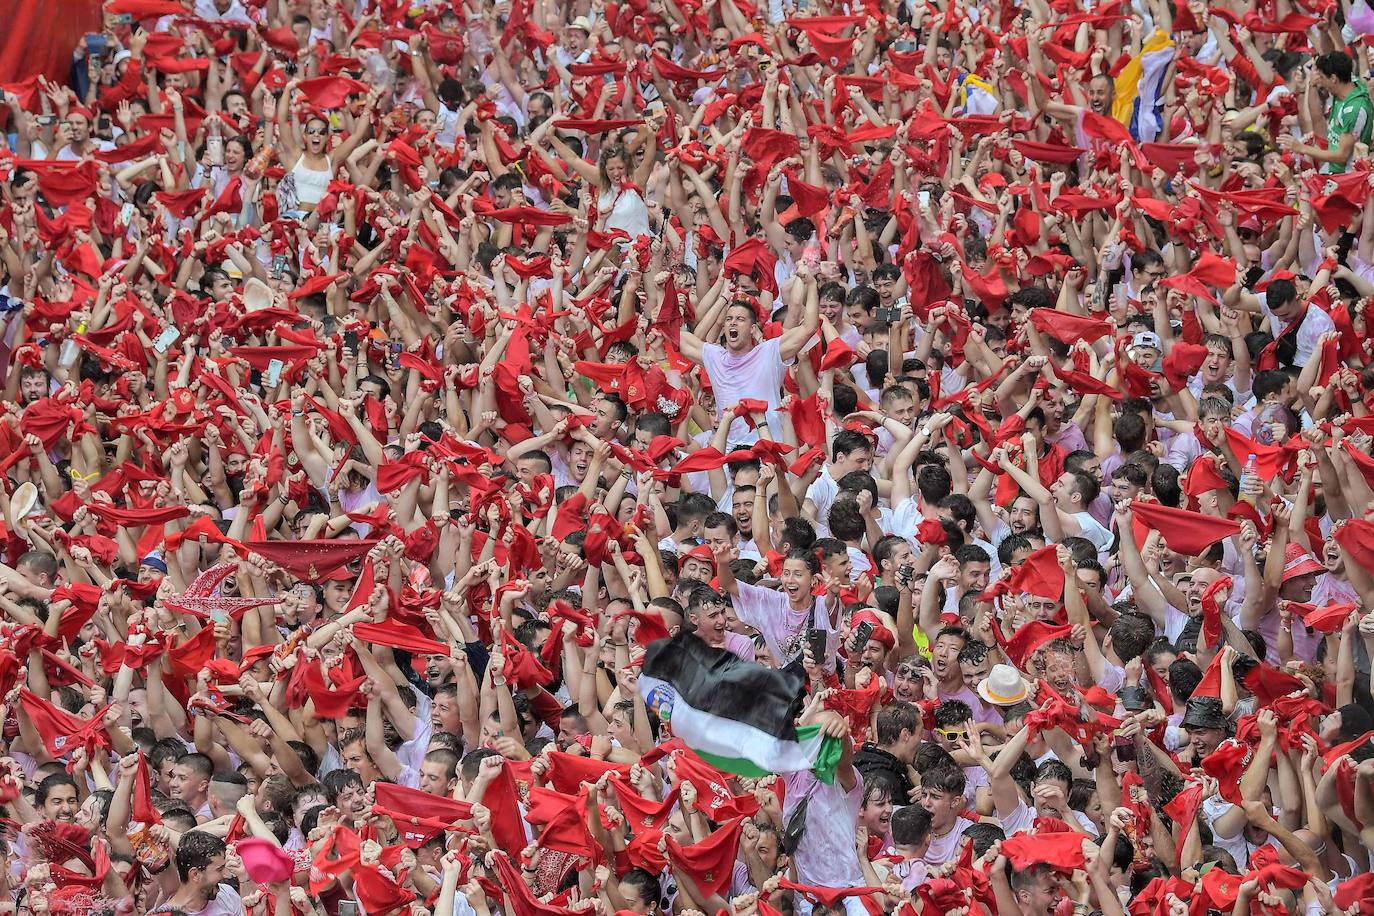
[896,665,923,678]
[305,126,328,136]
[935,728,967,742]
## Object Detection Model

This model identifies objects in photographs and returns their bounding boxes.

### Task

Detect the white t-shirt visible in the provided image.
[731,579,832,667]
[53,139,116,161]
[784,769,866,888]
[700,336,794,443]
[999,800,1036,836]
[184,884,243,916]
[846,545,873,580]
[397,687,434,770]
[893,855,929,892]
[805,469,840,536]
[435,103,461,148]
[1202,795,1254,868]
[1259,293,1335,368]
[888,498,923,546]
[923,816,975,865]
[195,0,253,22]
[1067,510,1113,554]
[1163,429,1204,473]
[723,631,757,662]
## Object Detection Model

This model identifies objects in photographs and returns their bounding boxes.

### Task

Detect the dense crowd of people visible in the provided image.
[1,0,1373,913]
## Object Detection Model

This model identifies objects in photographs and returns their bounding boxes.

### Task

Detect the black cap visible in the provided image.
[1182,696,1230,731]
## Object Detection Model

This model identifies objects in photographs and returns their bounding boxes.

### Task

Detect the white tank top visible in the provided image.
[290,155,333,207]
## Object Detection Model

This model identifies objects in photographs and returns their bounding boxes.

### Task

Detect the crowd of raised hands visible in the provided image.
[2,0,1374,913]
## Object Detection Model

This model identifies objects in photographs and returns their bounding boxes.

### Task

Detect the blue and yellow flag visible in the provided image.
[1112,30,1176,142]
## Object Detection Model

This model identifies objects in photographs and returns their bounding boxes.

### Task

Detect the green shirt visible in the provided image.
[1326,80,1373,173]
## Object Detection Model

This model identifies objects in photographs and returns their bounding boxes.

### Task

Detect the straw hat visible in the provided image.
[242,277,273,312]
[977,664,1029,707]
[10,482,38,520]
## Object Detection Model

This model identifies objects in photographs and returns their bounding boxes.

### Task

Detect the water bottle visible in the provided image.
[1239,453,1258,504]
[365,52,394,94]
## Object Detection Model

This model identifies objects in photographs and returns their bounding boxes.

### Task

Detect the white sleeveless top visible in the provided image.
[289,155,333,207]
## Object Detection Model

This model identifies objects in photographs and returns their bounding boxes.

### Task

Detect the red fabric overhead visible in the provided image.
[245,538,378,581]
[1130,501,1240,556]
[0,0,101,87]
[1027,307,1113,344]
[1002,829,1090,870]
[665,817,744,898]
[296,76,369,108]
[979,544,1065,602]
[999,621,1073,670]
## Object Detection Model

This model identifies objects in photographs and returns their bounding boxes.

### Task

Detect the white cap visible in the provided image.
[1132,330,1162,351]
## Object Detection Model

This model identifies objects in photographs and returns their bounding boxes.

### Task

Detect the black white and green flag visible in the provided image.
[638,633,842,783]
